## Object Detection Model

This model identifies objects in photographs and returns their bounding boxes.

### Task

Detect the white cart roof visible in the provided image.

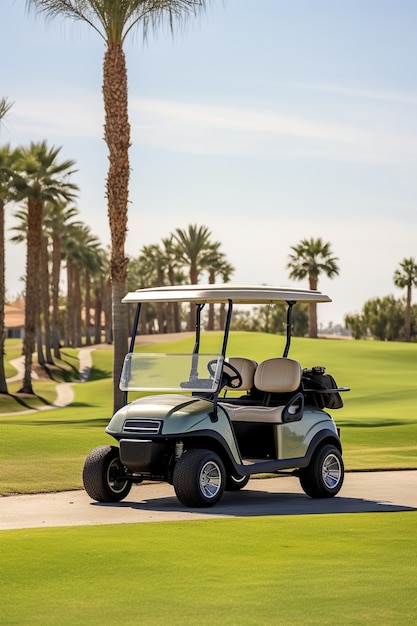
[122,284,331,305]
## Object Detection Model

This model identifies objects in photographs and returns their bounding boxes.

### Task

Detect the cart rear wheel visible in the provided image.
[299,444,344,498]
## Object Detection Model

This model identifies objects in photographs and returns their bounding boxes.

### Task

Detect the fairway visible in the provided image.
[1,513,416,625]
[1,334,416,495]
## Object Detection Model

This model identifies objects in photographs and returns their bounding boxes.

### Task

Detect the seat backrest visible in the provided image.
[224,357,257,391]
[254,357,302,393]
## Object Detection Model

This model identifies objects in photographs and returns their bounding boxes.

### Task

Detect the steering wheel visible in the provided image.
[207,360,243,389]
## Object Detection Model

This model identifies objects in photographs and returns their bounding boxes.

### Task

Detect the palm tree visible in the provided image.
[207,251,234,330]
[173,224,217,330]
[0,143,20,394]
[0,149,10,395]
[393,257,417,342]
[126,253,157,334]
[173,224,216,285]
[43,200,80,357]
[11,141,77,394]
[12,206,57,365]
[11,210,46,363]
[92,248,110,345]
[39,230,54,363]
[0,98,15,394]
[63,222,91,347]
[140,243,167,332]
[0,100,17,394]
[63,223,83,348]
[79,227,105,346]
[26,1,212,410]
[287,237,339,338]
[212,256,234,331]
[161,235,184,332]
[0,98,13,128]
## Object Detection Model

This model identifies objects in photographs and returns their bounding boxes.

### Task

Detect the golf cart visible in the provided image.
[83,285,349,508]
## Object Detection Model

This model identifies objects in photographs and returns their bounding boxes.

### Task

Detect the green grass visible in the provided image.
[1,337,416,626]
[1,333,416,494]
[1,513,416,625]
[2,343,81,412]
[0,371,115,493]
[3,339,22,378]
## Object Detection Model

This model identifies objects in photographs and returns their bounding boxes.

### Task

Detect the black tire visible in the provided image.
[225,474,250,491]
[299,444,344,498]
[173,449,226,507]
[83,445,132,502]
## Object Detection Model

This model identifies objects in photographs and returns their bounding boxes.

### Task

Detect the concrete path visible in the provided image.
[1,347,93,415]
[0,470,415,530]
[7,356,39,383]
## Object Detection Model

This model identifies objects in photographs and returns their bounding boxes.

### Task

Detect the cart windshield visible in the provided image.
[119,353,224,393]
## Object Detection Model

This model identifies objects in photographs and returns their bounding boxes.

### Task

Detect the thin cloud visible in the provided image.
[286,82,417,107]
[131,97,416,163]
[10,88,103,140]
[133,98,347,140]
[7,90,416,164]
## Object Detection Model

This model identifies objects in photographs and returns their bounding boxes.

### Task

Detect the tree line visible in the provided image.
[126,224,234,335]
[344,257,417,341]
[230,255,417,343]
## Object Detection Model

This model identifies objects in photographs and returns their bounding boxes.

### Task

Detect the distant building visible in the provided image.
[4,299,25,339]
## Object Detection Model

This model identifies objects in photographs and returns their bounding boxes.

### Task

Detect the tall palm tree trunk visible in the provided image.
[74,267,82,347]
[66,259,74,347]
[20,197,42,394]
[404,285,412,341]
[36,237,47,366]
[308,276,318,339]
[166,264,180,332]
[208,269,215,331]
[188,264,198,331]
[0,198,8,394]
[103,43,130,411]
[51,231,61,358]
[36,326,45,366]
[94,285,103,345]
[85,270,92,346]
[104,278,112,344]
[41,234,53,363]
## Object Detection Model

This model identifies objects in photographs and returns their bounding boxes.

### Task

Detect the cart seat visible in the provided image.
[224,357,257,391]
[221,357,303,423]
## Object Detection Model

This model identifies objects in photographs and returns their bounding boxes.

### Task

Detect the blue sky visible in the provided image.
[1,0,416,327]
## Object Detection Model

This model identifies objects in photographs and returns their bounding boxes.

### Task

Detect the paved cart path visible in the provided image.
[2,347,94,416]
[1,471,415,530]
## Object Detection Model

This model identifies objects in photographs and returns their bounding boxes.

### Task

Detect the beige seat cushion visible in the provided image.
[220,357,303,424]
[254,357,301,393]
[220,402,285,423]
[224,357,257,391]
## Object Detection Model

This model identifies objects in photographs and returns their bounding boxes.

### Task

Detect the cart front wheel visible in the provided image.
[225,474,250,491]
[83,445,132,502]
[173,449,226,507]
